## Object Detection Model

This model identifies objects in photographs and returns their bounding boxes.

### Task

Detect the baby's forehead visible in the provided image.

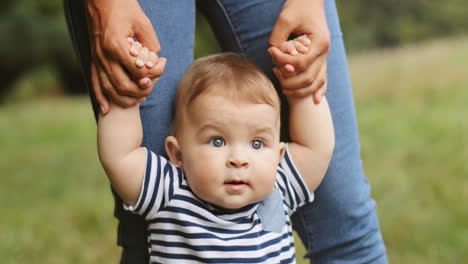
[184,96,280,129]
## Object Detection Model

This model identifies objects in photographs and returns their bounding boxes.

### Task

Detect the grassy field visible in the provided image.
[1,36,467,263]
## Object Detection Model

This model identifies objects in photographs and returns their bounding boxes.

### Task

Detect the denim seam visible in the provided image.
[214,0,246,54]
[331,32,344,38]
[297,208,314,255]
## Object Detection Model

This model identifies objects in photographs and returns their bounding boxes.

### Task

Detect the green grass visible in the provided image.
[351,37,468,263]
[1,36,467,263]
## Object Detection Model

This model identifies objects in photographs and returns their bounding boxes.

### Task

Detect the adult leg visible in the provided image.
[64,0,195,263]
[199,0,387,263]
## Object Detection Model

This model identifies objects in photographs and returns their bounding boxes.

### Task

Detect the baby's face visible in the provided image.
[176,90,284,211]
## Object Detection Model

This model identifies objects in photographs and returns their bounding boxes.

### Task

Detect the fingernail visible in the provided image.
[131,48,138,55]
[284,64,295,72]
[146,61,154,67]
[304,38,311,45]
[291,50,298,56]
[100,105,105,114]
[136,59,144,67]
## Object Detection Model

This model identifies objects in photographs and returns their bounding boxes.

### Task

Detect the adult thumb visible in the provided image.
[134,19,161,54]
[269,16,293,48]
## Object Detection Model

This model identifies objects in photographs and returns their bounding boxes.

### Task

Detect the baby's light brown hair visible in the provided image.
[170,53,281,136]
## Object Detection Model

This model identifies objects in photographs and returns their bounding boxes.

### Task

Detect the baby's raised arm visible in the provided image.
[97,103,147,205]
[286,95,334,191]
[272,36,334,191]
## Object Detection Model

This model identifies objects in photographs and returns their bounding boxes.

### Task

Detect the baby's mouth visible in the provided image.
[224,179,248,185]
[224,179,249,192]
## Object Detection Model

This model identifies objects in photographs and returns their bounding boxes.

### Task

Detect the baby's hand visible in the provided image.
[280,35,311,74]
[270,34,327,101]
[128,37,159,68]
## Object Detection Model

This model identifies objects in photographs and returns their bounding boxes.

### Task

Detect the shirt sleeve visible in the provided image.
[124,148,183,220]
[276,144,314,215]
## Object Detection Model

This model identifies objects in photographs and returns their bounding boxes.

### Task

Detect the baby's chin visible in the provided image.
[209,195,269,213]
[209,201,257,213]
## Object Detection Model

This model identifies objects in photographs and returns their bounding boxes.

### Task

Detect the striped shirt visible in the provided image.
[125,145,313,264]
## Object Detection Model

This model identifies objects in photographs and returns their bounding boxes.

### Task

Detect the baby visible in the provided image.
[98,39,334,263]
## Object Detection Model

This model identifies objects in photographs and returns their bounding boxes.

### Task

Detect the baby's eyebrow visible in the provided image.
[254,126,275,133]
[252,129,272,137]
[251,126,277,139]
[198,122,224,131]
[196,122,224,136]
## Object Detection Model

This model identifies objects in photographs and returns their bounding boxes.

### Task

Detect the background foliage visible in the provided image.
[338,0,468,51]
[1,0,467,100]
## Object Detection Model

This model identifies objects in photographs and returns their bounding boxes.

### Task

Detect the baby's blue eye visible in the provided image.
[209,137,225,148]
[251,140,263,150]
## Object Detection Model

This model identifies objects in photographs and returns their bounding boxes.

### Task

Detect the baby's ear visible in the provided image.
[165,136,183,166]
[278,142,286,162]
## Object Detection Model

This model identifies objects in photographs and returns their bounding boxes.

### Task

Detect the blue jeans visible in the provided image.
[64,0,387,263]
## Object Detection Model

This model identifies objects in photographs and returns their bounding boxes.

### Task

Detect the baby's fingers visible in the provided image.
[129,40,142,57]
[136,47,149,68]
[146,51,158,68]
[296,35,311,47]
[294,40,309,54]
[280,41,298,56]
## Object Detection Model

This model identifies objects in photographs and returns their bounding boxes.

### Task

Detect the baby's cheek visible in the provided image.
[255,163,277,188]
[187,164,219,191]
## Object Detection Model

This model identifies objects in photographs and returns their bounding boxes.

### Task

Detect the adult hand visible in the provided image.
[269,0,330,103]
[86,0,166,114]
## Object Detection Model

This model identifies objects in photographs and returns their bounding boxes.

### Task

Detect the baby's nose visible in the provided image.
[227,152,249,168]
[227,159,249,168]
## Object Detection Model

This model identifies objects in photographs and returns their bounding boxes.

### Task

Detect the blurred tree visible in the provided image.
[0,0,85,102]
[0,2,49,102]
[1,0,467,102]
[337,0,468,51]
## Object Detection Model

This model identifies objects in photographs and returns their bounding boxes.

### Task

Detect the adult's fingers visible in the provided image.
[277,55,327,90]
[94,63,142,108]
[269,37,329,72]
[283,65,327,101]
[313,65,328,104]
[104,60,153,98]
[103,80,144,108]
[152,57,167,78]
[283,84,318,98]
[106,89,143,109]
[274,67,314,98]
[137,57,167,89]
[269,46,313,72]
